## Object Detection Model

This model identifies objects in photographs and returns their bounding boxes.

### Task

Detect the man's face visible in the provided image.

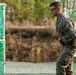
[50,6,59,16]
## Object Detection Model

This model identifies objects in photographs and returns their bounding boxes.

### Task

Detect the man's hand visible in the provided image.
[58,38,61,42]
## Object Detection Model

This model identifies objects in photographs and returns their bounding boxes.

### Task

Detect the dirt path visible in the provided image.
[6,62,56,74]
[6,61,76,75]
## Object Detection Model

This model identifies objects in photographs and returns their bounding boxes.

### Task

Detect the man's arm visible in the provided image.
[61,19,75,46]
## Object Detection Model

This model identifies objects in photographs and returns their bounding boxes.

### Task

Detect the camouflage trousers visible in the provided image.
[56,46,76,75]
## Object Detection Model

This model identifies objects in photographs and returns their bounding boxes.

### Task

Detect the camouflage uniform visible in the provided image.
[56,14,76,75]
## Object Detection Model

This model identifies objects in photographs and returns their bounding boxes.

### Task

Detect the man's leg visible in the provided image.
[66,61,74,75]
[66,48,76,75]
[56,47,75,75]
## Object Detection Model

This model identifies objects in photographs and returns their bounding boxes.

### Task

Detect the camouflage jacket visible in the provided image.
[56,14,75,46]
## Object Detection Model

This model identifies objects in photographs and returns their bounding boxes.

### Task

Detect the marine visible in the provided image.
[50,2,76,75]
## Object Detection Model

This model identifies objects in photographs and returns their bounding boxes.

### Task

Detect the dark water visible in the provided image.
[6,73,55,75]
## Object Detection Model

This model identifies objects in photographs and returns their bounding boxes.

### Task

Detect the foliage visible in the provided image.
[61,0,76,22]
[0,0,54,25]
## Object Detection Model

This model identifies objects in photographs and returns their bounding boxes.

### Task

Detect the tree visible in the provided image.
[1,0,55,25]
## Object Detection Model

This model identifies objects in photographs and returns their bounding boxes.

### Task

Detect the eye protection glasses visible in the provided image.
[50,7,58,11]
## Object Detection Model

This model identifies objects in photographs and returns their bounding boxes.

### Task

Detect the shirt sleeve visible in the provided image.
[61,19,75,46]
